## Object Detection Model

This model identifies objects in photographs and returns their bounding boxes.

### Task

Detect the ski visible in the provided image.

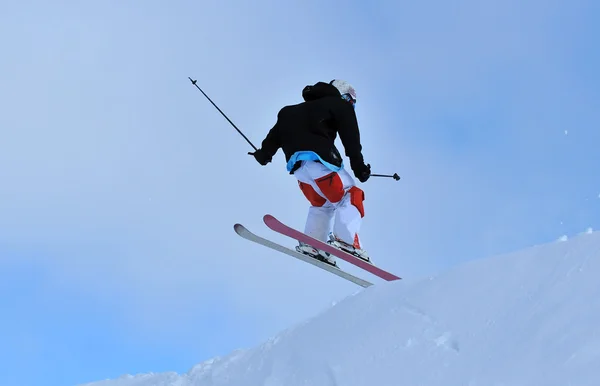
[233,223,373,288]
[262,214,402,281]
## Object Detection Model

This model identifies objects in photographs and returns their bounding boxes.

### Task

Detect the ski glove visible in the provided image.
[351,160,371,183]
[248,149,271,165]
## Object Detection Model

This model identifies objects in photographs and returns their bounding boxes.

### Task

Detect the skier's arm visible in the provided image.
[250,115,281,165]
[334,104,364,164]
[334,102,371,182]
[260,114,282,157]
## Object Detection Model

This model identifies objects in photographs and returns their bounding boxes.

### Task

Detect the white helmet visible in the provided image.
[330,79,357,103]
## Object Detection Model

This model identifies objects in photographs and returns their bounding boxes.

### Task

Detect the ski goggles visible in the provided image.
[341,93,356,108]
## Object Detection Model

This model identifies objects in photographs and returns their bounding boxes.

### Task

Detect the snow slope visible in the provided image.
[82,231,600,386]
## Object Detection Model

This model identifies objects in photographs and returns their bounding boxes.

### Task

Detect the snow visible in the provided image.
[80,231,600,386]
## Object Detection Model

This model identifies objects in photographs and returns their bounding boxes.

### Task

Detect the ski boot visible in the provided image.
[295,241,339,269]
[327,233,372,264]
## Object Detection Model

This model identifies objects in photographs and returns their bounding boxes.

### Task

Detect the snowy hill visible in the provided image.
[81,231,600,386]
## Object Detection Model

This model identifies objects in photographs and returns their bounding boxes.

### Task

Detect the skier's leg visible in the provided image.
[304,204,335,242]
[299,161,370,263]
[293,161,338,267]
[295,172,335,242]
[331,167,362,243]
[298,161,363,241]
[328,168,371,263]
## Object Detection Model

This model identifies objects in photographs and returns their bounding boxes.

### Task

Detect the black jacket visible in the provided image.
[254,81,366,175]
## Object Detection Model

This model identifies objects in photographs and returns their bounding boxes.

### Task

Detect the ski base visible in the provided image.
[234,223,373,288]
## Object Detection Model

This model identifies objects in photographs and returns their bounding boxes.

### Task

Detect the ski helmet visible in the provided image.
[330,79,357,106]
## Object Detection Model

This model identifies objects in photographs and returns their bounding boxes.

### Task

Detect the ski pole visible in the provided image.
[188,77,258,151]
[371,173,400,181]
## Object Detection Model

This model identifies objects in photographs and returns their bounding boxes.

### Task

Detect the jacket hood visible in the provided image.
[301,81,341,102]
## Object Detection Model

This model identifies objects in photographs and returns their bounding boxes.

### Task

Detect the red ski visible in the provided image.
[263,214,401,281]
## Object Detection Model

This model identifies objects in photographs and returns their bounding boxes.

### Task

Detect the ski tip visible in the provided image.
[263,214,276,222]
[233,223,245,233]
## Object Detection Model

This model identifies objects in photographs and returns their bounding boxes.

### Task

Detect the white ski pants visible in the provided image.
[293,160,365,249]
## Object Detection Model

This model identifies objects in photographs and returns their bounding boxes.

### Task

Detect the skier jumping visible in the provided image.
[248,79,372,268]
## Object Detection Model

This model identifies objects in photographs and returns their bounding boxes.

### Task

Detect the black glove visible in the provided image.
[350,158,371,183]
[248,149,271,165]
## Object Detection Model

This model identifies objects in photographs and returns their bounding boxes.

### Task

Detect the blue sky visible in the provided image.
[0,1,598,385]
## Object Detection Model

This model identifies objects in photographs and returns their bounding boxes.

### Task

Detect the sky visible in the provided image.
[0,0,598,385]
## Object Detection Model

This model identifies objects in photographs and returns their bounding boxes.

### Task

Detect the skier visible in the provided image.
[248,79,372,268]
